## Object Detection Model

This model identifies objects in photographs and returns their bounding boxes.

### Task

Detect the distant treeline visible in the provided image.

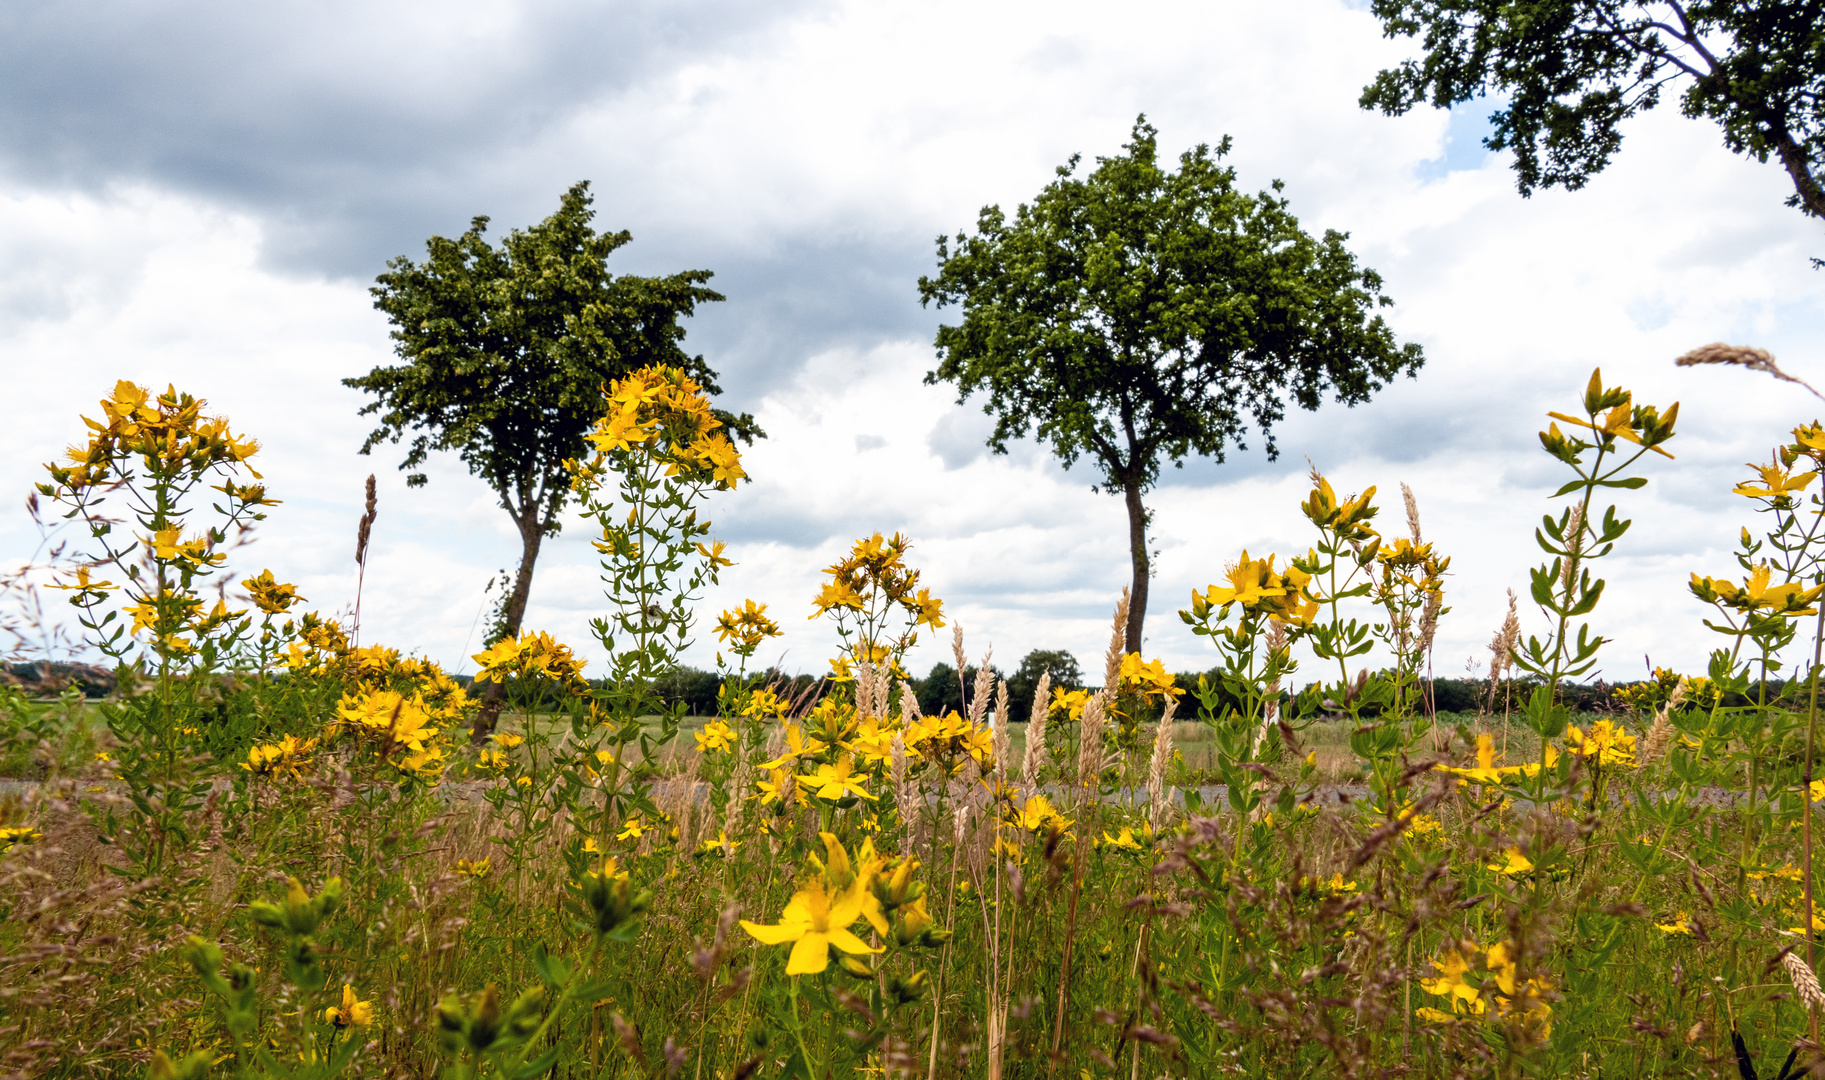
[447,648,1819,720]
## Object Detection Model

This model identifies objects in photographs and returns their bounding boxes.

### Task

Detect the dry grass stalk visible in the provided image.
[1079,692,1108,793]
[891,732,913,846]
[951,623,968,710]
[1401,481,1422,545]
[1677,341,1825,403]
[1485,589,1521,713]
[1560,504,1585,597]
[857,659,890,721]
[1147,697,1178,829]
[899,678,924,723]
[1640,678,1689,765]
[1103,588,1132,696]
[352,473,378,646]
[1784,949,1825,1012]
[968,648,995,729]
[1023,671,1051,792]
[991,680,1010,782]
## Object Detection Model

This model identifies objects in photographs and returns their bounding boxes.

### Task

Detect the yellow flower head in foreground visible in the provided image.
[1564,719,1637,768]
[323,984,373,1029]
[1691,563,1824,618]
[801,756,877,802]
[695,719,737,754]
[1118,654,1184,701]
[1193,551,1317,626]
[1656,912,1693,936]
[240,735,317,780]
[1049,688,1090,723]
[741,834,885,975]
[456,857,492,879]
[1735,458,1818,504]
[1488,847,1535,876]
[1419,945,1485,1016]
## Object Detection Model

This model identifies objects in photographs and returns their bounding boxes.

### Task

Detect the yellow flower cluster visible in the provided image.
[575,366,746,489]
[280,613,355,675]
[336,688,448,780]
[240,734,318,780]
[1563,719,1636,768]
[694,719,737,754]
[471,630,589,697]
[714,599,782,652]
[1118,654,1183,701]
[241,569,304,615]
[1416,940,1552,1039]
[1301,476,1379,542]
[809,532,944,665]
[1439,734,1560,785]
[1690,563,1824,617]
[43,380,266,494]
[1191,550,1318,626]
[1540,368,1678,461]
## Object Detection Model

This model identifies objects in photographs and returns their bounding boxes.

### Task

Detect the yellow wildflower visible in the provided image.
[323,984,373,1029]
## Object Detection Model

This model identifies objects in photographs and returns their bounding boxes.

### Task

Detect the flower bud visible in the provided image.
[888,970,928,1004]
[837,955,874,979]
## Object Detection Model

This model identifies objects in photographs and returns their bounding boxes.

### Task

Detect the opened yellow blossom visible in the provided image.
[323,984,373,1029]
[695,720,736,754]
[1488,847,1535,876]
[740,843,884,975]
[801,756,877,802]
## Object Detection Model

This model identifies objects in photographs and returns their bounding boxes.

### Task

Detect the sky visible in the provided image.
[1,0,1821,691]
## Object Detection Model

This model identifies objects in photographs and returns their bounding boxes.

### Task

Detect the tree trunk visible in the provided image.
[470,512,545,743]
[1767,119,1825,220]
[1121,476,1149,655]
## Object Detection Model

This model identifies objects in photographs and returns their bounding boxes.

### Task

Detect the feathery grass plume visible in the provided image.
[856,660,885,720]
[1677,341,1825,403]
[1079,691,1108,791]
[1783,949,1825,1012]
[1102,588,1131,696]
[1559,504,1585,597]
[890,732,911,817]
[952,622,968,712]
[898,678,923,723]
[991,679,1010,781]
[1418,588,1444,657]
[968,648,995,728]
[1640,677,1689,765]
[352,473,377,646]
[1401,481,1422,545]
[1022,671,1051,791]
[1147,696,1178,829]
[1485,589,1521,713]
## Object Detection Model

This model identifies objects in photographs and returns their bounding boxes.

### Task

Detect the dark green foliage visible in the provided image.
[1004,648,1083,723]
[345,182,759,651]
[919,117,1423,653]
[1361,0,1825,219]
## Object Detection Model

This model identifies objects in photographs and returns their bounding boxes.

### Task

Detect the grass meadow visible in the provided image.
[5,368,1825,1080]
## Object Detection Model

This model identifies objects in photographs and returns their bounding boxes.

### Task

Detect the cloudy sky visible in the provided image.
[1,0,1820,690]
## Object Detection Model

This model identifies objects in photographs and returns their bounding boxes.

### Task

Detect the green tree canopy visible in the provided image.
[1360,0,1825,219]
[346,181,759,667]
[918,118,1423,654]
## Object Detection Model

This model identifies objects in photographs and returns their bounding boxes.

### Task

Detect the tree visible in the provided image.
[1360,0,1825,220]
[918,119,1424,654]
[1006,648,1083,723]
[346,181,759,669]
